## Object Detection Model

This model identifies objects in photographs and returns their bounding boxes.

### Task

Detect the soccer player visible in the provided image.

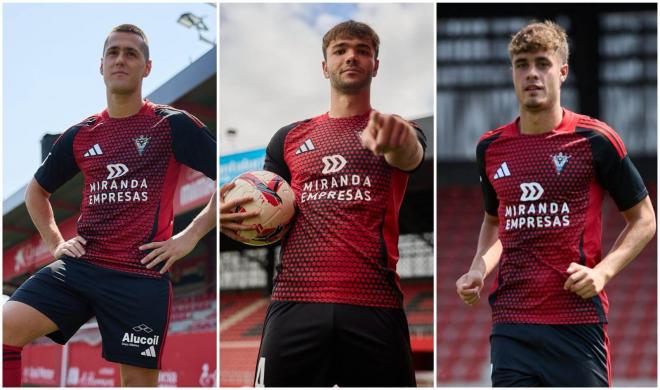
[455,21,655,387]
[2,24,217,387]
[220,20,426,386]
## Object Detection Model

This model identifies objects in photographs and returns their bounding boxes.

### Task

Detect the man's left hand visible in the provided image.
[139,232,197,274]
[564,262,608,299]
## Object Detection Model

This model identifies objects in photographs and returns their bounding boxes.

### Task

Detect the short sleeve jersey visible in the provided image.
[477,109,647,324]
[35,100,216,278]
[265,111,426,308]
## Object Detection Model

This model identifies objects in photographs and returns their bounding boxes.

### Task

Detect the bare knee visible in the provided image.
[3,301,58,347]
[120,364,158,387]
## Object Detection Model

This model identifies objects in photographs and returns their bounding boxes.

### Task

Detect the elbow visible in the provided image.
[646,213,656,242]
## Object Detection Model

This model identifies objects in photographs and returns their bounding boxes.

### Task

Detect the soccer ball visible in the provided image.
[224,170,295,246]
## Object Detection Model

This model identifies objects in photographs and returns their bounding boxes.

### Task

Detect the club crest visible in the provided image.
[551,152,571,174]
[134,135,150,155]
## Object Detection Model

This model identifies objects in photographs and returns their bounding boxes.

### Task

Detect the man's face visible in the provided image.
[511,50,568,112]
[100,32,151,95]
[322,35,379,94]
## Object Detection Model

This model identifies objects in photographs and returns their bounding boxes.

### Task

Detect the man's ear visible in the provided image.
[143,59,152,78]
[322,60,329,79]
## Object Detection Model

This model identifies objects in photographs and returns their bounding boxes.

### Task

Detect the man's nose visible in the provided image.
[345,49,357,63]
[115,52,126,64]
[526,65,539,79]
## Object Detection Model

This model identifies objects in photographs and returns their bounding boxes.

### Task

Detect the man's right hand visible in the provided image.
[220,182,259,243]
[456,270,485,306]
[53,236,87,259]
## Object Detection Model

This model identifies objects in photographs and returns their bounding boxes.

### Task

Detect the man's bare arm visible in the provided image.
[456,213,502,305]
[565,196,655,298]
[25,178,87,259]
[140,190,217,274]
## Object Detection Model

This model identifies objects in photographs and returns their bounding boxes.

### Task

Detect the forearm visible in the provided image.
[468,214,502,278]
[595,198,656,283]
[179,191,217,242]
[384,139,423,171]
[25,179,64,254]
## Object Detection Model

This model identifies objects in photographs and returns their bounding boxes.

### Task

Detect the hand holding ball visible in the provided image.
[221,171,295,246]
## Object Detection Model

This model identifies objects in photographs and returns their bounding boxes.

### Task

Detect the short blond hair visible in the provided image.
[508,21,569,64]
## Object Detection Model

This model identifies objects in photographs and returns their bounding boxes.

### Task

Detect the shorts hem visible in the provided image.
[103,352,161,370]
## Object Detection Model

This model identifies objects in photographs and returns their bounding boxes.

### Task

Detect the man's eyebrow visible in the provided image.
[330,42,372,51]
[105,45,139,53]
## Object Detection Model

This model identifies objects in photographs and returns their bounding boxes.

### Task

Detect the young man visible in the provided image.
[3,24,217,387]
[221,20,425,386]
[456,21,655,387]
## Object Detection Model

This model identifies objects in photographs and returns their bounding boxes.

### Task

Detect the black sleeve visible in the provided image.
[170,111,217,180]
[400,122,427,173]
[264,122,302,183]
[476,135,499,216]
[34,126,82,193]
[586,131,648,211]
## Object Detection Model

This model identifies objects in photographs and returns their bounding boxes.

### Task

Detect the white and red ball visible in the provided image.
[224,170,295,246]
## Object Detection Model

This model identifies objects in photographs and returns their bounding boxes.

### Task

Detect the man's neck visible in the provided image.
[106,91,144,118]
[328,88,371,118]
[519,104,563,134]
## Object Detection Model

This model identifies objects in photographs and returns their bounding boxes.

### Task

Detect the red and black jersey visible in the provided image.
[264,111,426,308]
[477,109,647,324]
[35,100,216,278]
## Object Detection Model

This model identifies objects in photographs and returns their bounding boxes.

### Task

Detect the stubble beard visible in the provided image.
[329,71,372,95]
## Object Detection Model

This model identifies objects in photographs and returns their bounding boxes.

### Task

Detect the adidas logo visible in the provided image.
[295,139,315,154]
[493,162,511,180]
[141,345,156,358]
[83,144,103,157]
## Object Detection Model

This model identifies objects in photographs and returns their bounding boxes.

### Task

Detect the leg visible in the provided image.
[540,325,610,387]
[333,306,416,387]
[120,364,159,387]
[88,268,171,370]
[3,300,59,347]
[1,301,56,387]
[3,260,93,387]
[490,325,543,387]
[255,302,333,387]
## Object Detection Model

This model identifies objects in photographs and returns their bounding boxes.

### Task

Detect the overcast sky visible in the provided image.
[3,3,217,198]
[219,3,435,154]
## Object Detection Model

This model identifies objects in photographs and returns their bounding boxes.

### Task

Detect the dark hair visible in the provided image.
[103,24,150,61]
[322,20,380,60]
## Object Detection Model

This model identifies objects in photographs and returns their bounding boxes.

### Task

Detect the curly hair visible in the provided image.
[508,21,569,64]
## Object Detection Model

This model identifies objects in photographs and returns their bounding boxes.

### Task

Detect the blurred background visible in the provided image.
[219,3,435,387]
[3,3,217,387]
[436,3,656,387]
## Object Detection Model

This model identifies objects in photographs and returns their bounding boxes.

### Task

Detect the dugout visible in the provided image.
[436,4,656,387]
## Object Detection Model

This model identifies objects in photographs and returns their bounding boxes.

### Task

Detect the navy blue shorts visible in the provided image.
[490,323,611,387]
[255,301,416,387]
[10,257,172,369]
